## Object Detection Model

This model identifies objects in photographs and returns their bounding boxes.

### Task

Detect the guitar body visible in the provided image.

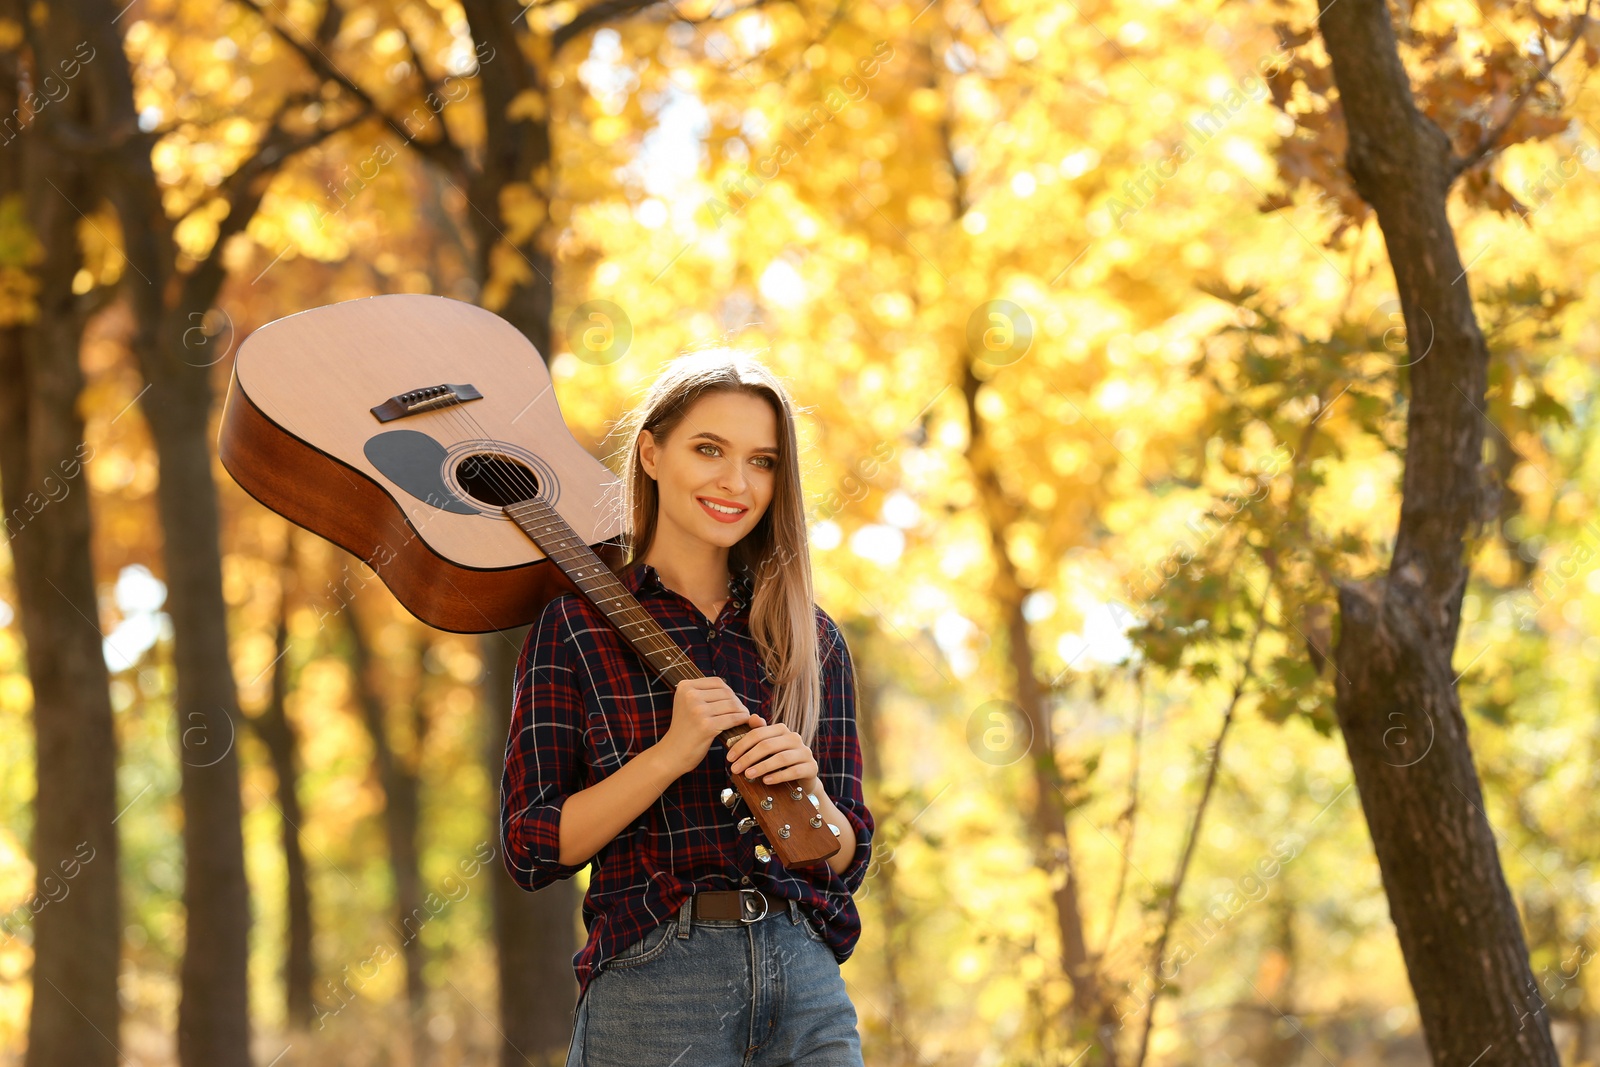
[218,293,627,633]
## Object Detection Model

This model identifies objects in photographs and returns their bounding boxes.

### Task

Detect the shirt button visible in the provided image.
[740,875,752,885]
[709,630,717,640]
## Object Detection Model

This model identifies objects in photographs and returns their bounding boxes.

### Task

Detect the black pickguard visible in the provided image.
[363,429,478,514]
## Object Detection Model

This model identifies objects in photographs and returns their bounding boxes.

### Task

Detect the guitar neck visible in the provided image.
[504,498,704,688]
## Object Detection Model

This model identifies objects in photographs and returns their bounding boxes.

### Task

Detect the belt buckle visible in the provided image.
[738,888,769,924]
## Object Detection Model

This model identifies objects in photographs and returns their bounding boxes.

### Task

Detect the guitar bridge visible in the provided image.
[370,383,483,423]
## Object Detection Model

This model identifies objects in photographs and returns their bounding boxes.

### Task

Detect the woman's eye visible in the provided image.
[697,444,773,470]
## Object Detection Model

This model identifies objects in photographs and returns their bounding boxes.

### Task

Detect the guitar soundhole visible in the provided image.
[455,452,540,506]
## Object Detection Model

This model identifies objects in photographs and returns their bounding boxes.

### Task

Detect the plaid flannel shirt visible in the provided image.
[499,560,874,1002]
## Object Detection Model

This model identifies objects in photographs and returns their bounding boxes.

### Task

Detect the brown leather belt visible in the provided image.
[691,888,782,923]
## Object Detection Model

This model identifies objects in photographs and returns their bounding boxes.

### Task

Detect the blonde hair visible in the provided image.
[607,348,824,747]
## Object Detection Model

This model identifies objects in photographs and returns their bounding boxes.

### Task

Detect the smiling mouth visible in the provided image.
[698,497,748,517]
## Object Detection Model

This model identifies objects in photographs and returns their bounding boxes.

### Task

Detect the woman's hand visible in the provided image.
[726,713,819,786]
[658,678,759,778]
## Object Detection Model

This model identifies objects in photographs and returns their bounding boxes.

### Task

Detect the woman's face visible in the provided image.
[639,390,779,550]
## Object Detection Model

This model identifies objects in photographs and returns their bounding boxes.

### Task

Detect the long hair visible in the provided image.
[607,348,824,747]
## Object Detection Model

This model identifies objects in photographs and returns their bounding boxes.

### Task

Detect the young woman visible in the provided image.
[500,349,874,1067]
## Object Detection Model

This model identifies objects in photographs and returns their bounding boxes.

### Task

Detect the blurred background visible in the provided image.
[2,0,1599,1064]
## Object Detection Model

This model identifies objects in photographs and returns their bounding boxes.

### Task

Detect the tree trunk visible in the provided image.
[449,13,570,1058]
[244,536,315,1030]
[961,364,1119,1064]
[43,0,262,1061]
[457,0,558,353]
[1317,2,1558,1063]
[345,595,431,1066]
[89,0,368,1052]
[482,625,582,1065]
[413,4,661,1056]
[140,375,255,1067]
[0,15,121,1064]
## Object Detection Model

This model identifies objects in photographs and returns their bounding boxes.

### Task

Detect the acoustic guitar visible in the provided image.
[217,293,840,868]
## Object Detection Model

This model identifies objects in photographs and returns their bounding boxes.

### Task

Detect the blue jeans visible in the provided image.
[565,895,865,1067]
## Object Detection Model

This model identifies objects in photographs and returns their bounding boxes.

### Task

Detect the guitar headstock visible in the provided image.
[717,724,842,868]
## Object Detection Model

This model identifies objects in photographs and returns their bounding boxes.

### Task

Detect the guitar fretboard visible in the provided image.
[503,497,704,688]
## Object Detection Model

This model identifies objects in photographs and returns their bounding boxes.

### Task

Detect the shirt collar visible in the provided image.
[621,561,660,596]
[623,560,755,609]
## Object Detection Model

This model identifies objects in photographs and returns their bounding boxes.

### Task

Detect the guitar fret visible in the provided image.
[504,500,701,686]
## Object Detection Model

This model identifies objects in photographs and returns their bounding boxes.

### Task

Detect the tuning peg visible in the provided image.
[806,793,819,809]
[777,823,791,840]
[827,823,839,836]
[754,844,772,863]
[737,817,756,834]
[720,787,740,810]
[788,784,805,800]
[809,814,823,829]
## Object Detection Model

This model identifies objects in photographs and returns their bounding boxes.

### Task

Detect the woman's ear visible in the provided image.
[638,429,658,479]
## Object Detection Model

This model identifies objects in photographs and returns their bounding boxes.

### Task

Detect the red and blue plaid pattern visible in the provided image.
[500,560,874,1001]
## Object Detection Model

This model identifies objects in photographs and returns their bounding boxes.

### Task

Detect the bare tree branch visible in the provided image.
[1097,668,1145,956]
[180,99,379,315]
[551,0,661,53]
[234,0,467,175]
[1129,613,1263,1067]
[393,11,463,161]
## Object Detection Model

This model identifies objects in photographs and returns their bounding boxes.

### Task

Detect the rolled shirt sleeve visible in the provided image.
[816,612,874,896]
[500,598,591,892]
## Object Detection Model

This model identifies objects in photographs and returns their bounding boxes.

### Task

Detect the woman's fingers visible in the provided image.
[740,749,815,783]
[730,735,812,778]
[692,678,745,712]
[706,690,744,712]
[726,726,787,766]
[728,724,782,752]
[709,712,756,744]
